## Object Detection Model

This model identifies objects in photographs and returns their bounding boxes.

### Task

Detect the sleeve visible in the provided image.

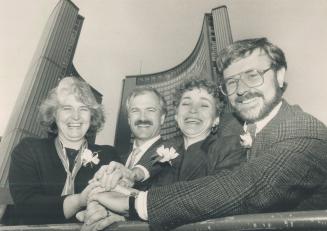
[136,158,171,179]
[8,139,66,224]
[133,164,150,181]
[147,137,327,230]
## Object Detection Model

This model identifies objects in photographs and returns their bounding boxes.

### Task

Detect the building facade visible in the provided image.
[0,0,101,194]
[115,6,233,155]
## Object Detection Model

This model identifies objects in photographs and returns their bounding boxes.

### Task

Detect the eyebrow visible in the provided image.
[225,68,259,79]
[200,97,212,103]
[181,96,212,102]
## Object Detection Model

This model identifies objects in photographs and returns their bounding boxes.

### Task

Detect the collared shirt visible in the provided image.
[244,101,282,136]
[135,101,283,221]
[125,135,161,181]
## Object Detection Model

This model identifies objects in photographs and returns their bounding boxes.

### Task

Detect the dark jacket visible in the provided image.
[5,137,120,225]
[148,130,246,188]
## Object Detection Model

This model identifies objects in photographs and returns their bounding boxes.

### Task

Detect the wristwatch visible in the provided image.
[128,191,140,219]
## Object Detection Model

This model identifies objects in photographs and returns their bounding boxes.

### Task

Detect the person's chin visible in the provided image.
[236,107,261,123]
[66,132,85,140]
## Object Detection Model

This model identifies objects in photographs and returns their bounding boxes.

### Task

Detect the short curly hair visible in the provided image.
[39,77,105,136]
[173,78,226,116]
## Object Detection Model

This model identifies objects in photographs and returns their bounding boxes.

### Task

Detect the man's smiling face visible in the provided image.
[223,49,285,122]
[128,91,165,143]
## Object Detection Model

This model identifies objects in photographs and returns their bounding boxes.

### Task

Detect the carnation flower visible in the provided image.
[154,145,179,165]
[81,149,100,167]
[240,131,253,149]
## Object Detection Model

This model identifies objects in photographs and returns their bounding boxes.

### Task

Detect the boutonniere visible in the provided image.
[240,131,253,149]
[152,145,179,166]
[81,149,100,167]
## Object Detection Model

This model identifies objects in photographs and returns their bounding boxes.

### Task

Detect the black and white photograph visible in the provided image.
[0,0,326,230]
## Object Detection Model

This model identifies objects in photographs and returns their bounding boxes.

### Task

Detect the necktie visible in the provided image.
[246,123,256,160]
[247,123,257,140]
[127,147,141,169]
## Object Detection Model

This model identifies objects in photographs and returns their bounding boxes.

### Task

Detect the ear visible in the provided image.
[174,114,177,123]
[276,67,286,88]
[212,116,220,127]
[128,117,131,127]
[160,114,166,125]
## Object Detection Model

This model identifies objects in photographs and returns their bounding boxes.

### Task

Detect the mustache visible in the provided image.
[134,120,153,126]
[235,92,263,103]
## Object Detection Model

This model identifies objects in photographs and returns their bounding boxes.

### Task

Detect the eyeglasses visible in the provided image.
[219,67,272,96]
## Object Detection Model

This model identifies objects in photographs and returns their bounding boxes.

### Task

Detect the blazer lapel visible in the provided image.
[136,138,163,166]
[250,100,289,158]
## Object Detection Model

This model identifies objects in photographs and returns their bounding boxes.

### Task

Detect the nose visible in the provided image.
[72,109,80,120]
[236,79,249,96]
[189,104,198,114]
[139,110,146,121]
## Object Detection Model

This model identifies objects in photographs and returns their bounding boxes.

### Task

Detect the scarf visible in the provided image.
[54,137,87,196]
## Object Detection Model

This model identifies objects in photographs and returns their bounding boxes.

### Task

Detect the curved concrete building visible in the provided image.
[115,6,233,156]
[0,0,101,202]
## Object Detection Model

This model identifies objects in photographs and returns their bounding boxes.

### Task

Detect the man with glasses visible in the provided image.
[83,38,327,231]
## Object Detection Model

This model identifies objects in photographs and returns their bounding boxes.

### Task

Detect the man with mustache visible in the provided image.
[119,87,169,190]
[84,37,327,230]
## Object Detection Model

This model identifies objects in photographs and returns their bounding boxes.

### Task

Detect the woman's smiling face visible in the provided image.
[176,87,219,138]
[56,94,91,143]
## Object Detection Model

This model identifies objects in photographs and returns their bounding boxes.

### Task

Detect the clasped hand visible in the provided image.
[77,161,140,230]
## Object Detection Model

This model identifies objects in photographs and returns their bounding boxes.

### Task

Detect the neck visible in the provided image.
[58,135,85,150]
[183,131,209,150]
[135,135,159,147]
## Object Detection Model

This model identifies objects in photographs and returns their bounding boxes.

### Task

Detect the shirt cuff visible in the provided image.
[134,165,150,181]
[135,191,148,221]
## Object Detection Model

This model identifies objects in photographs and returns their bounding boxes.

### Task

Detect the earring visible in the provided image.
[211,125,218,134]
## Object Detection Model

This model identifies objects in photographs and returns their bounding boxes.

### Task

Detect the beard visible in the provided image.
[233,86,283,123]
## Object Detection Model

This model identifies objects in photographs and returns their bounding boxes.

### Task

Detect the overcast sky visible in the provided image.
[1,0,326,145]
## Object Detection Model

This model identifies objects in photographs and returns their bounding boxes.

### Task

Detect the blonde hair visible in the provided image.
[39,77,105,136]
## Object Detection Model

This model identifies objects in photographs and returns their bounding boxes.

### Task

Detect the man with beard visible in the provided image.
[84,38,327,230]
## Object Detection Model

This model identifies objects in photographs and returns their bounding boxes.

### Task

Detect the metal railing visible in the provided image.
[1,210,327,231]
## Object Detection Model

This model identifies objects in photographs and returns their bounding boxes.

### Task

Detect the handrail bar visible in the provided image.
[1,210,327,231]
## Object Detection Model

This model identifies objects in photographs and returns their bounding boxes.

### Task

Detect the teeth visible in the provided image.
[69,123,81,127]
[185,118,200,123]
[241,97,257,104]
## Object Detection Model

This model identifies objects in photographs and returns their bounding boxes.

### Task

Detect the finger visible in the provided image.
[95,213,126,230]
[80,223,96,231]
[88,186,105,201]
[86,202,106,220]
[85,208,108,226]
[80,183,101,206]
[111,169,133,189]
[118,178,134,188]
[105,170,124,191]
[105,161,123,175]
[87,181,101,191]
[112,185,139,196]
[92,166,107,182]
[99,173,108,188]
[76,210,86,222]
[84,182,101,198]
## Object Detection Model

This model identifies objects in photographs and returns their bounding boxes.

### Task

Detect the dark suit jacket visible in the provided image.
[147,100,327,230]
[147,130,246,188]
[125,138,172,191]
[5,137,120,225]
